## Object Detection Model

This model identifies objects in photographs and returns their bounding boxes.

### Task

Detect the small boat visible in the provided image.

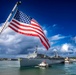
[65,57,73,63]
[38,61,48,67]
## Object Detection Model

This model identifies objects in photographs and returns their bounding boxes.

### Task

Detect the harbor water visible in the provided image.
[0,61,76,75]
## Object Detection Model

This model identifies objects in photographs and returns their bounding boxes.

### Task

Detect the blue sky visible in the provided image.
[0,0,76,57]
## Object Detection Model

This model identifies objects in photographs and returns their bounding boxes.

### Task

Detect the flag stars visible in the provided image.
[14,10,31,24]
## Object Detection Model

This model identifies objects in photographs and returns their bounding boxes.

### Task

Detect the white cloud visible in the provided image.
[43,30,47,35]
[73,36,76,43]
[52,24,56,27]
[50,42,54,45]
[0,22,75,57]
[50,34,65,41]
[0,25,46,54]
[46,42,76,56]
[0,22,9,33]
[61,43,69,52]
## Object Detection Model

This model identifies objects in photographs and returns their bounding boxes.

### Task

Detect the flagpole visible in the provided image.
[0,1,21,34]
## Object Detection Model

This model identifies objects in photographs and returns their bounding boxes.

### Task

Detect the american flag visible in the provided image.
[9,10,50,50]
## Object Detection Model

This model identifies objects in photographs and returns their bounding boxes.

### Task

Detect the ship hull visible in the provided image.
[20,58,64,67]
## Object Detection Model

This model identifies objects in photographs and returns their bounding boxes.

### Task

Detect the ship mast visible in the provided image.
[0,1,21,34]
[34,46,38,53]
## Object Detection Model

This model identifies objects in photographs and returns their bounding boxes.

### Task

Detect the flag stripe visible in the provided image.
[9,25,49,49]
[10,22,45,37]
[9,25,38,36]
[10,19,50,47]
[9,10,50,50]
[12,19,42,31]
[31,19,41,27]
[9,22,50,48]
[39,37,49,50]
[11,19,44,35]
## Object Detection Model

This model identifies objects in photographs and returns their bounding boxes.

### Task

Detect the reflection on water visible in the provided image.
[0,61,20,75]
[0,61,76,75]
[64,62,76,75]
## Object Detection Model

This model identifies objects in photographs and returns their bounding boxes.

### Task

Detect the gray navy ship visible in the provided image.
[20,48,64,67]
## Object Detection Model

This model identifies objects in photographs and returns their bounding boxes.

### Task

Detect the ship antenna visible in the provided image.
[35,46,38,53]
